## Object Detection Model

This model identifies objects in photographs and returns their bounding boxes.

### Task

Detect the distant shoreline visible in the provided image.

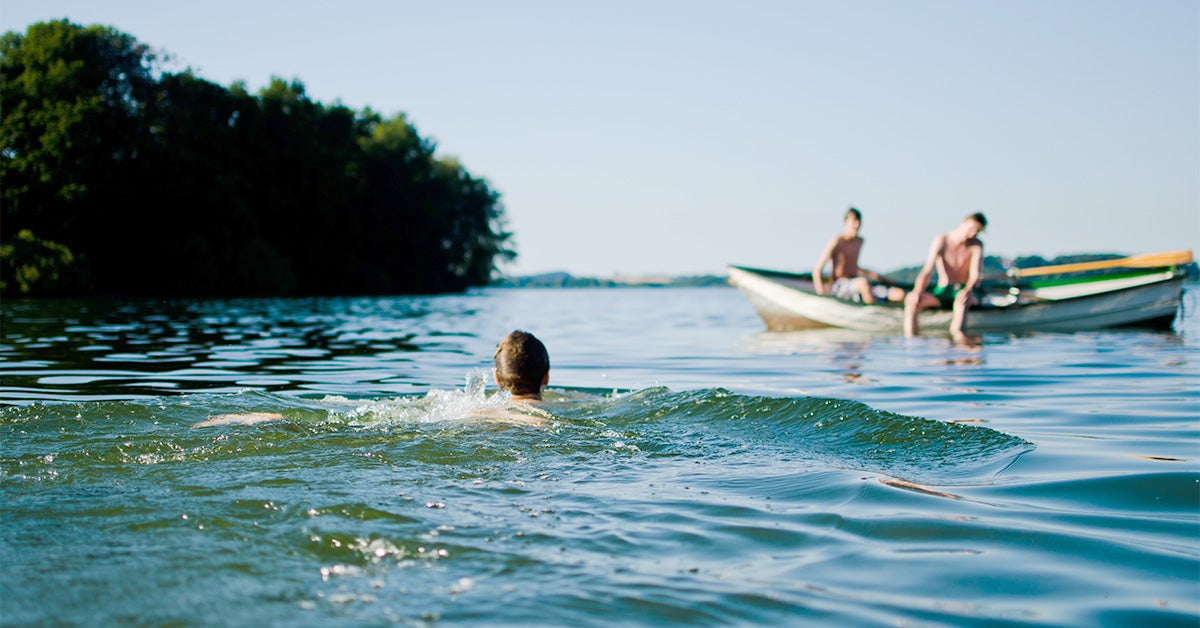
[495,253,1199,288]
[491,272,730,288]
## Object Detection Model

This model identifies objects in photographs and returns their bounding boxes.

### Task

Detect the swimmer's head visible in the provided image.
[494,330,550,401]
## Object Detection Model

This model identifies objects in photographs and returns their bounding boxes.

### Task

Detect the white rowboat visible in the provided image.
[728,264,1188,334]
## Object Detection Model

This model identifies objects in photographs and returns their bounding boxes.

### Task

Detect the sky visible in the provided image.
[3,0,1197,277]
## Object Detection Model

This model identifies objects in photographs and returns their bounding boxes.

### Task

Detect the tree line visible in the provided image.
[1,19,514,297]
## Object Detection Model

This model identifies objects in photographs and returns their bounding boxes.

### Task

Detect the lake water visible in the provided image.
[2,287,1198,626]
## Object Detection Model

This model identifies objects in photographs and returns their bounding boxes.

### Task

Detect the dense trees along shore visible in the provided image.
[1,19,514,297]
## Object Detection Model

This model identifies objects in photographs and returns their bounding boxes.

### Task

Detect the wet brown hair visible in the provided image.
[494,330,549,396]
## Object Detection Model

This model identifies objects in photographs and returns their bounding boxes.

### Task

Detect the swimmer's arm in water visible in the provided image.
[191,412,286,428]
[193,408,547,428]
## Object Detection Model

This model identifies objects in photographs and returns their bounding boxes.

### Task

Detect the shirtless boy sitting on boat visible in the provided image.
[193,330,551,427]
[813,207,903,304]
[903,212,987,338]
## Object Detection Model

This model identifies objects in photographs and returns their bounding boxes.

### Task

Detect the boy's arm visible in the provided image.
[910,235,944,295]
[192,412,286,428]
[812,238,838,294]
[859,267,892,284]
[965,241,984,290]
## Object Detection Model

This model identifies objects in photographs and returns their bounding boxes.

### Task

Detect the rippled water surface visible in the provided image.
[2,287,1198,626]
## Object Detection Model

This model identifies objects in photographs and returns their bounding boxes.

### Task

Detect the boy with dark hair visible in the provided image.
[494,330,550,401]
[813,207,901,303]
[904,212,988,338]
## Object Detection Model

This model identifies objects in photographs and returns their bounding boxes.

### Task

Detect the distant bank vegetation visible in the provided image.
[494,254,1197,289]
[1,20,513,297]
[494,272,730,288]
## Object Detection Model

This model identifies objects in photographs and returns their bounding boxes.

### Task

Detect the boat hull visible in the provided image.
[728,265,1186,333]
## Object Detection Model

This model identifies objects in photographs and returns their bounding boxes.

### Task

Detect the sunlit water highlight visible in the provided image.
[2,288,1198,626]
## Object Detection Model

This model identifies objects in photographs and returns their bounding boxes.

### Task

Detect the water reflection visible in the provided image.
[741,328,882,353]
[3,289,1192,407]
[741,330,882,384]
[0,297,464,403]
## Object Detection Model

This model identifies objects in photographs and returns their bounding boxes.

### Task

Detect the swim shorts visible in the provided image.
[831,278,861,301]
[831,278,892,303]
[929,283,980,308]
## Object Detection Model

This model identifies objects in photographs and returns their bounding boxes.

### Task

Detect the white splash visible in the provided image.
[342,369,510,425]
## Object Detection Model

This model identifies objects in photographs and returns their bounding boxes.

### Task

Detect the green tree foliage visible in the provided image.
[1,19,514,297]
[0,229,80,295]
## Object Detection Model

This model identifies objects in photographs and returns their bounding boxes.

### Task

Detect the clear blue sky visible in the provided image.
[4,0,1197,276]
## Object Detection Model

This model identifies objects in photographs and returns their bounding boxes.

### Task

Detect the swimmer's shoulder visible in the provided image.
[473,404,551,427]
